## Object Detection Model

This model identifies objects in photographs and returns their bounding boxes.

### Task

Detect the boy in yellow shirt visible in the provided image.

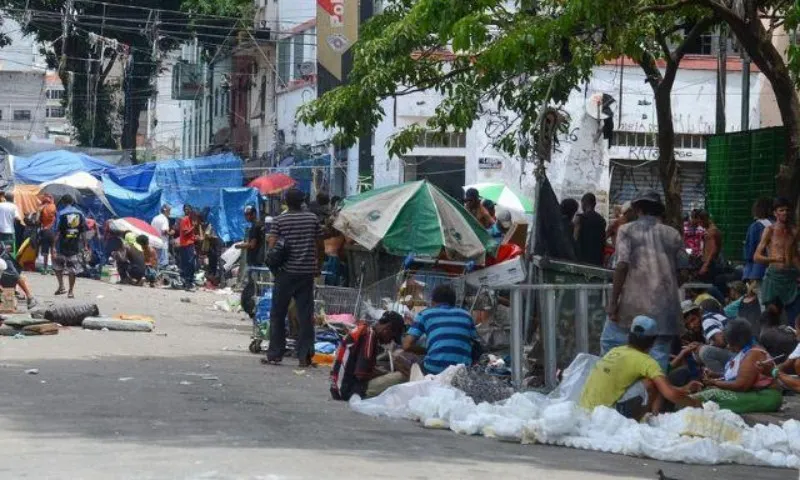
[580,315,702,419]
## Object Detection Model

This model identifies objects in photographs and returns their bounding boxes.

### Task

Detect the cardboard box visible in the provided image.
[465,256,527,287]
[0,288,17,313]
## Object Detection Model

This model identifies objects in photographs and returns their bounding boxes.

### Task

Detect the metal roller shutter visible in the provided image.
[609,160,705,215]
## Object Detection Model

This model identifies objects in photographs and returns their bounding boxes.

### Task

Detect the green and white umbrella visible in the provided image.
[335,180,495,260]
[463,182,533,214]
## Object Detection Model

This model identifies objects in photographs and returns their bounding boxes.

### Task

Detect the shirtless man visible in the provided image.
[464,188,495,229]
[698,210,723,281]
[755,197,800,323]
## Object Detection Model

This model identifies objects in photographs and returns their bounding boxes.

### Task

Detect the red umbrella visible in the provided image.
[107,217,165,249]
[249,173,296,195]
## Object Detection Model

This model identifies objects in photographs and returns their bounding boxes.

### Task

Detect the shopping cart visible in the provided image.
[360,255,475,316]
[247,266,274,354]
[314,262,366,319]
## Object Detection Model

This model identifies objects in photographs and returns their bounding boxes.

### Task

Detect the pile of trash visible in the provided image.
[350,363,800,469]
[0,303,155,335]
[0,314,59,337]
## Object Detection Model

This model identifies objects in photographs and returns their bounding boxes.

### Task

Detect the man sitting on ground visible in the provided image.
[403,284,479,375]
[580,315,701,420]
[330,312,406,401]
[758,300,797,360]
[765,316,800,393]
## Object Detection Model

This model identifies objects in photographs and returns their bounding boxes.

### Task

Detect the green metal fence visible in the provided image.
[705,127,785,261]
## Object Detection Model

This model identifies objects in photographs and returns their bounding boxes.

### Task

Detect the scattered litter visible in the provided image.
[25,369,39,375]
[211,383,224,388]
[293,370,306,376]
[12,333,25,339]
[101,327,109,332]
[180,297,191,303]
[201,375,219,381]
[156,333,168,337]
[40,380,46,384]
[96,295,105,300]
[202,364,211,369]
[118,377,134,382]
[212,297,241,313]
[179,381,193,386]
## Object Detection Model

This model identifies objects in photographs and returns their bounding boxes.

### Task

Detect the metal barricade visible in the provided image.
[505,281,712,391]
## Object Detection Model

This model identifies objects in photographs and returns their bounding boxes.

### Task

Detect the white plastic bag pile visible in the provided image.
[349,362,800,469]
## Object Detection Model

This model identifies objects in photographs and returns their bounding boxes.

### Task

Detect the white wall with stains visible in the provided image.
[371,62,765,216]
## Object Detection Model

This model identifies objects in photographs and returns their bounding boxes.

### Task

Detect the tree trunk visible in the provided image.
[654,87,682,229]
[121,99,145,164]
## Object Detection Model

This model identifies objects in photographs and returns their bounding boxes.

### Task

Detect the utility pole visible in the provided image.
[146,10,161,158]
[715,25,727,134]
[741,49,751,131]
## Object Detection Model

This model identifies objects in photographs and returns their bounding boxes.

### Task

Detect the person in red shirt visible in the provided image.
[177,204,199,291]
[37,194,58,273]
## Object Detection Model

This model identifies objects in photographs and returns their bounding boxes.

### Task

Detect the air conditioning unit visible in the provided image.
[298,61,316,78]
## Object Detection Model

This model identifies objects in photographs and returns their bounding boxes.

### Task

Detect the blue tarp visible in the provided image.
[13,150,115,184]
[102,174,163,221]
[277,155,331,194]
[104,163,156,193]
[154,153,243,212]
[209,188,260,243]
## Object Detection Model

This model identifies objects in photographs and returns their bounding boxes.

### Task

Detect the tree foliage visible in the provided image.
[299,0,717,225]
[0,0,250,159]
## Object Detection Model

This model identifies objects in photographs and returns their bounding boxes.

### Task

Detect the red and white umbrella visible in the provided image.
[107,217,165,249]
[248,173,296,195]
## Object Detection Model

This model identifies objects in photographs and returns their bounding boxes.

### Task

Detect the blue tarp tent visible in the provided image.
[154,153,243,211]
[209,187,260,243]
[104,163,156,193]
[277,154,331,194]
[102,174,163,221]
[12,150,115,184]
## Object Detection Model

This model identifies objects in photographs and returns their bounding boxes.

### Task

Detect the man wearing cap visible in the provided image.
[463,188,495,229]
[605,190,685,371]
[676,299,733,375]
[580,315,701,418]
[489,209,514,241]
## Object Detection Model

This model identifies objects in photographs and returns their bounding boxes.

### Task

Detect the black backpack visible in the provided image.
[265,237,288,274]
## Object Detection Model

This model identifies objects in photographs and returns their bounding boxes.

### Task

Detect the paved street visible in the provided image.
[0,274,794,480]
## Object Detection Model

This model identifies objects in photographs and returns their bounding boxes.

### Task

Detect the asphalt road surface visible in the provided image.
[0,274,795,480]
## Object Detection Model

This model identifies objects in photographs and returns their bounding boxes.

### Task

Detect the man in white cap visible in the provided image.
[580,315,701,419]
[605,190,686,371]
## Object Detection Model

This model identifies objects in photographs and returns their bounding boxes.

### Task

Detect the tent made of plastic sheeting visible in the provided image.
[103,162,156,193]
[11,150,116,184]
[102,174,163,221]
[153,153,243,211]
[276,155,331,195]
[12,184,43,217]
[40,172,116,215]
[208,187,260,243]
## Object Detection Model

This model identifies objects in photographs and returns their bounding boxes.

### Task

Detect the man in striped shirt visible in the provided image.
[265,188,324,367]
[403,284,478,374]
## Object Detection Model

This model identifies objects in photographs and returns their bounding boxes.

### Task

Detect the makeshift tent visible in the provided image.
[12,184,42,217]
[41,171,116,215]
[103,162,156,193]
[277,155,331,195]
[11,150,116,184]
[208,187,260,243]
[335,180,495,260]
[249,173,295,195]
[102,174,162,221]
[153,153,243,211]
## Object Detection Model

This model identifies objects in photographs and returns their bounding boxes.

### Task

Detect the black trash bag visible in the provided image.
[241,278,256,319]
[44,303,100,327]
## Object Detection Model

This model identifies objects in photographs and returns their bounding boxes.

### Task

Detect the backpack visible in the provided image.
[265,237,288,274]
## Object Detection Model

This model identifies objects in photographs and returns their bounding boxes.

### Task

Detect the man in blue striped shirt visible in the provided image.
[403,284,478,375]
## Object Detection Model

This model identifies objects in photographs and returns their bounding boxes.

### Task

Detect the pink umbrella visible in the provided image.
[107,217,165,249]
